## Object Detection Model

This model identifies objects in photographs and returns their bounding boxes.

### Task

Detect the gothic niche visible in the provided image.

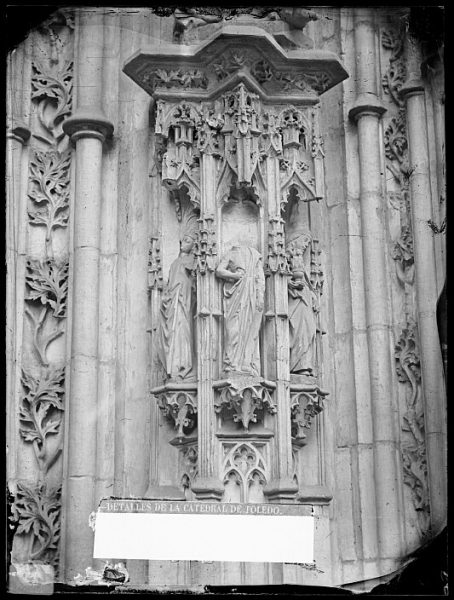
[134,21,345,500]
[151,188,199,442]
[213,184,276,435]
[283,187,328,447]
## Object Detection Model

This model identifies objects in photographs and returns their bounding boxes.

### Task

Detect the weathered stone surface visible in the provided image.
[6,5,445,593]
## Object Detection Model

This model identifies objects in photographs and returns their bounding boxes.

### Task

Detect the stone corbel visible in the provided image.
[214,379,277,431]
[290,386,328,445]
[152,384,198,440]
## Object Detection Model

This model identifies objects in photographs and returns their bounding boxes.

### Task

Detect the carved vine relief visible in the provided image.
[11,10,74,576]
[382,22,429,532]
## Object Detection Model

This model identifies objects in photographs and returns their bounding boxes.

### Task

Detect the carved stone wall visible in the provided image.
[6,6,445,593]
[7,9,74,587]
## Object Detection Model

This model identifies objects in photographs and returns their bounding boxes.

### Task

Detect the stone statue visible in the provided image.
[216,245,265,377]
[287,232,318,375]
[158,223,197,381]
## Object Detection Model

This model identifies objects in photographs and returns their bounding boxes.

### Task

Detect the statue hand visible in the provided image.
[223,271,241,282]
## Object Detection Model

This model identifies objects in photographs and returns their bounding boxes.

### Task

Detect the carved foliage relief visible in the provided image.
[382,22,429,530]
[11,9,74,576]
[395,322,430,533]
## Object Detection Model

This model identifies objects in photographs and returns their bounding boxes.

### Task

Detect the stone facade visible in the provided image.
[6,6,446,593]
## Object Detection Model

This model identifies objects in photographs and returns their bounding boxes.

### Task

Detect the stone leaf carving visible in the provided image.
[216,246,265,376]
[28,150,71,254]
[310,238,324,294]
[24,258,68,366]
[215,382,277,430]
[19,367,65,474]
[395,321,430,531]
[267,217,290,274]
[196,108,224,156]
[211,51,329,95]
[260,111,283,157]
[381,29,406,107]
[290,390,325,440]
[194,215,217,274]
[157,391,198,439]
[141,67,208,92]
[25,306,65,367]
[26,258,69,319]
[10,481,61,568]
[148,236,163,291]
[392,224,415,285]
[384,109,408,180]
[31,61,73,145]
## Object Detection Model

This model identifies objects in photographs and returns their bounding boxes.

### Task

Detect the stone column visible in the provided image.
[61,9,114,579]
[348,8,403,566]
[6,120,30,487]
[400,33,447,533]
[192,152,224,500]
[263,154,297,502]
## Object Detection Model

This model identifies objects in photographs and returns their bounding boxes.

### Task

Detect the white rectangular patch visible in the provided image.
[93,501,315,564]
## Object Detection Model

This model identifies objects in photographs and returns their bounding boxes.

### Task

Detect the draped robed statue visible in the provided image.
[287,231,318,375]
[216,245,265,377]
[158,218,197,381]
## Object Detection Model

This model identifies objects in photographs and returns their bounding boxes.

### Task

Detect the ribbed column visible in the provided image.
[62,9,114,579]
[192,153,224,500]
[400,33,447,533]
[6,118,30,487]
[263,154,297,502]
[348,8,403,566]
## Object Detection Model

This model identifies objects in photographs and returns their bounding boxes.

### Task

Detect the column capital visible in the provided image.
[400,77,425,99]
[63,106,114,143]
[7,121,31,145]
[400,32,425,99]
[349,93,386,122]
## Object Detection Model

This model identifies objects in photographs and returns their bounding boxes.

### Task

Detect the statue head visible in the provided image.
[180,233,196,254]
[286,230,312,255]
[179,211,198,254]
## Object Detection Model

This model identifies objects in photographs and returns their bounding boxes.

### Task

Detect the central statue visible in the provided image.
[216,245,265,377]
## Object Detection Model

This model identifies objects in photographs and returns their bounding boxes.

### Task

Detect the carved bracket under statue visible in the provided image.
[290,384,328,446]
[214,379,277,431]
[151,383,198,440]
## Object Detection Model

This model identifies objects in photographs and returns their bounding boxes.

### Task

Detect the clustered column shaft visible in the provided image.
[349,8,403,565]
[61,10,114,579]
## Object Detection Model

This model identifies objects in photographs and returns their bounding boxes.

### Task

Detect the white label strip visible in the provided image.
[93,512,315,563]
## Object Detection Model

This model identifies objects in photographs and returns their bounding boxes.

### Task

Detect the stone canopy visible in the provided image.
[123,25,348,103]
